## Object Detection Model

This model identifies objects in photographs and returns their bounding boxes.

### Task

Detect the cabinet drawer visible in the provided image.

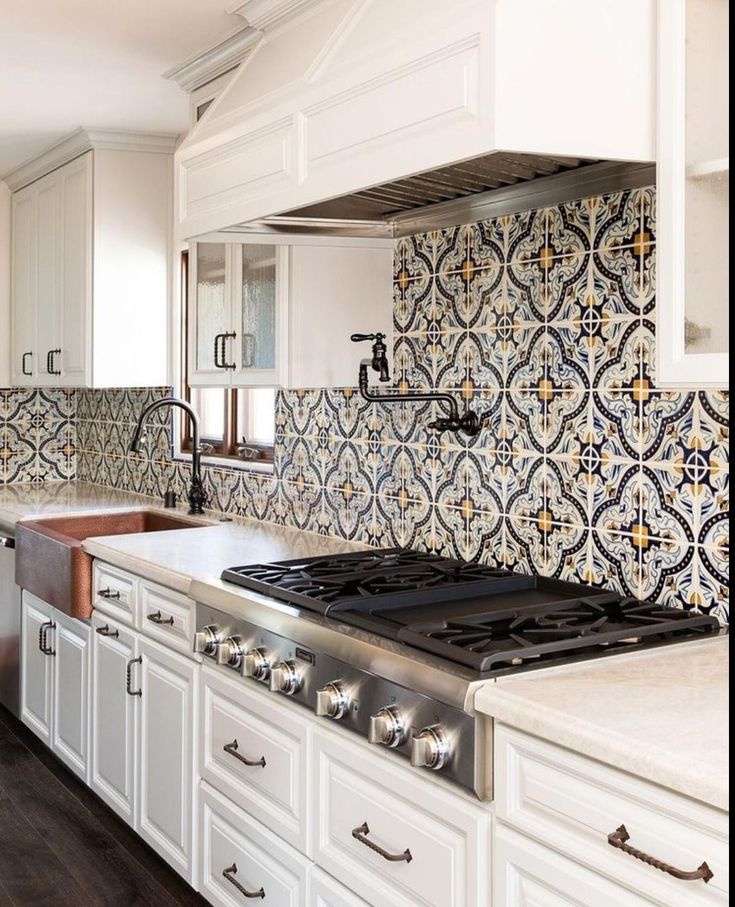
[312,728,489,907]
[199,781,309,907]
[139,579,196,656]
[201,666,310,853]
[494,823,654,907]
[495,724,729,906]
[93,562,136,625]
[308,868,368,907]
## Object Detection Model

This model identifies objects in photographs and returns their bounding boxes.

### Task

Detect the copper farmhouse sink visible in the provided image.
[15,511,204,619]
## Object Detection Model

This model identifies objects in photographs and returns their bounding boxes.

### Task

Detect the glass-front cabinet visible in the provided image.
[188,238,285,387]
[657,0,729,386]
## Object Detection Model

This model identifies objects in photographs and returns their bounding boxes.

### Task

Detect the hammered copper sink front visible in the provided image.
[15,511,204,618]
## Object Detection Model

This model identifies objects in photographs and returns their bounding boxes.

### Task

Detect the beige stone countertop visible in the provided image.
[0,480,365,593]
[475,637,729,811]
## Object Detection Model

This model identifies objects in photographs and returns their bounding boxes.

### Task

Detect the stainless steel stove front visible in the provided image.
[195,601,486,798]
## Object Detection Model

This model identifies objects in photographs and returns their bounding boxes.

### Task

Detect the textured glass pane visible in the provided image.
[684,0,729,354]
[196,243,228,371]
[241,245,276,370]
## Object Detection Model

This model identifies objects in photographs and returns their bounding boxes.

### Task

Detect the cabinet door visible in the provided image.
[51,611,90,782]
[10,186,37,385]
[231,242,283,387]
[90,614,138,825]
[20,592,55,744]
[309,868,368,907]
[189,241,233,386]
[59,152,92,386]
[34,171,63,387]
[657,0,729,386]
[137,636,198,884]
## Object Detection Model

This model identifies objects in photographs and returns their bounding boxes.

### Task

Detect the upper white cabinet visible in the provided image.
[657,0,729,387]
[174,0,656,239]
[8,129,176,388]
[188,235,393,389]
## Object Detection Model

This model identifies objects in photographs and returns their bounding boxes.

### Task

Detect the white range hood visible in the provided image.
[174,0,656,240]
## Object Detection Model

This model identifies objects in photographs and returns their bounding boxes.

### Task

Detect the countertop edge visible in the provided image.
[475,685,729,813]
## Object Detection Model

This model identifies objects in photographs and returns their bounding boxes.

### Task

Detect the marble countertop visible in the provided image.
[475,637,729,811]
[0,480,365,593]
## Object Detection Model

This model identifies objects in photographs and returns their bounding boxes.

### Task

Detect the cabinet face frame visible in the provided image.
[656,0,729,387]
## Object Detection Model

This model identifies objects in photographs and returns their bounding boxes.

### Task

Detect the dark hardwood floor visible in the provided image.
[0,706,208,907]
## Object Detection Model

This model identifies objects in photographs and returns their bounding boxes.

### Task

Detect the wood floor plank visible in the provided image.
[0,710,206,907]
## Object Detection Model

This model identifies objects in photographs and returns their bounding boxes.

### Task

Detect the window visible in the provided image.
[180,252,276,466]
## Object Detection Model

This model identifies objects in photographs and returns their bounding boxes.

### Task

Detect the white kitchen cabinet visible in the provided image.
[657,0,729,386]
[8,128,175,388]
[20,592,90,780]
[51,609,91,781]
[308,868,369,907]
[494,824,652,907]
[137,636,198,886]
[20,592,55,744]
[90,613,138,824]
[188,236,393,389]
[10,186,37,384]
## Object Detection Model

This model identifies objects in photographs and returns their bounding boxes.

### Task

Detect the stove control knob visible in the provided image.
[269,660,303,696]
[315,682,348,720]
[368,706,406,748]
[242,647,270,681]
[410,726,450,771]
[216,636,243,669]
[194,625,221,657]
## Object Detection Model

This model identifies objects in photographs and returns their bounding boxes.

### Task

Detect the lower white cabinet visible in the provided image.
[494,824,651,907]
[90,612,198,886]
[137,636,198,883]
[308,868,368,907]
[21,591,90,781]
[200,781,310,907]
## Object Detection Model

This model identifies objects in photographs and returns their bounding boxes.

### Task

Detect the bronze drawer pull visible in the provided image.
[608,825,714,883]
[223,739,266,768]
[98,588,122,600]
[39,620,55,656]
[96,624,119,639]
[147,610,174,626]
[126,656,142,697]
[222,863,264,899]
[351,822,412,863]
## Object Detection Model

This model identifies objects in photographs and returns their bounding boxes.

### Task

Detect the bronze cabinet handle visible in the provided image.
[351,822,412,864]
[126,656,142,697]
[223,739,266,768]
[608,825,714,884]
[222,331,237,370]
[22,352,33,376]
[39,620,55,655]
[96,624,119,639]
[47,348,61,376]
[147,610,174,626]
[98,587,122,600]
[222,863,264,899]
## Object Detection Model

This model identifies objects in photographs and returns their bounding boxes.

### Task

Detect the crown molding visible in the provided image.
[163,24,262,92]
[228,0,319,31]
[3,127,180,191]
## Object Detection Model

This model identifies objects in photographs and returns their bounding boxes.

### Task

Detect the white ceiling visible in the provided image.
[0,0,242,177]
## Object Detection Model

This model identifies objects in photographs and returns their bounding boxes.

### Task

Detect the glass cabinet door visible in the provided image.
[235,243,279,383]
[658,0,729,386]
[190,242,231,382]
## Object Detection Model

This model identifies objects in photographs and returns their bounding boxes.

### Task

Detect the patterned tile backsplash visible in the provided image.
[0,388,76,484]
[3,187,729,621]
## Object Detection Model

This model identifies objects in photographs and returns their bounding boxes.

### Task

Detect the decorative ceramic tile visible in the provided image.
[324,440,374,497]
[544,328,588,394]
[322,487,374,542]
[547,199,593,259]
[507,208,547,262]
[594,189,643,250]
[545,253,589,321]
[591,465,640,537]
[467,218,505,271]
[434,225,467,276]
[507,258,547,322]
[638,467,696,545]
[506,326,547,391]
[393,334,434,391]
[590,530,640,597]
[463,267,504,330]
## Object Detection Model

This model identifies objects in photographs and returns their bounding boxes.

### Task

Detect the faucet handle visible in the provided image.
[351,332,384,343]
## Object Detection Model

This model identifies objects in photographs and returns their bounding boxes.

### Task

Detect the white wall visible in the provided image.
[0,180,10,387]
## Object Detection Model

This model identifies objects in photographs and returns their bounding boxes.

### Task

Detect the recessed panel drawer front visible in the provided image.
[201,667,310,853]
[139,580,196,656]
[200,782,309,907]
[312,728,489,907]
[93,562,136,625]
[308,868,368,907]
[495,724,729,906]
